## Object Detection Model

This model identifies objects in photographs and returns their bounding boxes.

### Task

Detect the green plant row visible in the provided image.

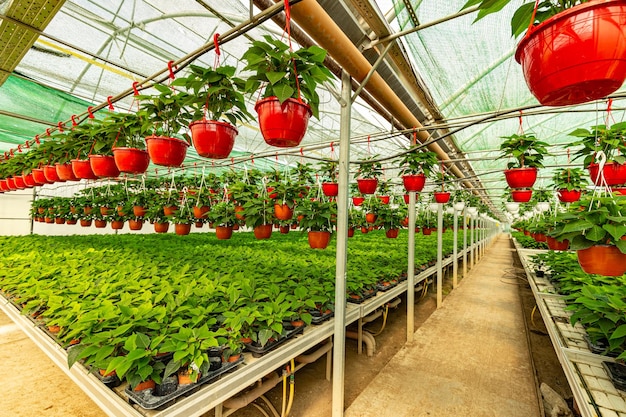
[530,251,626,358]
[511,231,547,250]
[0,231,456,387]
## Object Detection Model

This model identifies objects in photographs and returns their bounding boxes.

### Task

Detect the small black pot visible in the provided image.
[154,375,178,397]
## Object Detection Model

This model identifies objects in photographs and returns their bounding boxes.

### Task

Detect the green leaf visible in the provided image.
[610,324,626,340]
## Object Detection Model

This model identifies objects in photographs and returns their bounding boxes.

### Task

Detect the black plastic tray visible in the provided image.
[376,281,399,292]
[125,355,244,410]
[347,289,377,304]
[243,325,305,356]
[584,334,619,357]
[310,309,334,324]
[603,361,626,391]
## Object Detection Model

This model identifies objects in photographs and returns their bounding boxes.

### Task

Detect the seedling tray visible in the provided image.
[376,281,399,292]
[125,355,244,410]
[310,309,334,324]
[243,326,305,356]
[347,290,376,304]
[584,335,618,357]
[602,361,626,392]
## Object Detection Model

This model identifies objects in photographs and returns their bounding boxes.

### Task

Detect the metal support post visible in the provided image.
[436,203,443,308]
[470,216,475,269]
[407,191,416,341]
[331,70,352,417]
[462,212,467,278]
[452,208,458,289]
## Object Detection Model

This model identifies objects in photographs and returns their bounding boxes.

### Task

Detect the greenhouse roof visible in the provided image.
[1,0,625,219]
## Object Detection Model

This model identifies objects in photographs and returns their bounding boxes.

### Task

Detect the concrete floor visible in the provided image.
[345,236,541,417]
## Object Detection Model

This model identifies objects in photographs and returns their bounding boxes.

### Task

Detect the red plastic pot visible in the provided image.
[557,189,582,203]
[55,163,77,181]
[511,189,533,203]
[43,165,62,183]
[352,196,365,206]
[216,225,234,240]
[253,224,273,240]
[190,120,237,159]
[422,228,433,235]
[22,173,36,187]
[402,174,426,192]
[111,220,125,230]
[112,148,150,174]
[434,192,450,204]
[385,229,399,239]
[71,159,98,180]
[504,167,537,189]
[133,206,147,217]
[54,217,65,225]
[588,162,626,186]
[66,219,77,225]
[546,236,569,251]
[365,213,377,224]
[577,245,626,276]
[12,175,26,189]
[79,219,92,227]
[308,231,331,249]
[89,155,120,178]
[0,179,8,192]
[30,169,47,185]
[163,205,178,216]
[515,1,626,106]
[274,203,293,221]
[154,222,170,233]
[175,223,192,235]
[357,178,378,195]
[255,97,312,148]
[613,187,626,195]
[534,233,547,242]
[348,227,355,237]
[145,136,189,167]
[193,205,210,219]
[129,219,144,230]
[94,219,107,228]
[322,182,339,197]
[378,195,390,205]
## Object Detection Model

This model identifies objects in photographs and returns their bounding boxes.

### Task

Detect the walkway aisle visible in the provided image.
[345,235,540,417]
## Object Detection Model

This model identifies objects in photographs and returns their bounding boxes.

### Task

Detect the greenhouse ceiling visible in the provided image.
[1,0,626,219]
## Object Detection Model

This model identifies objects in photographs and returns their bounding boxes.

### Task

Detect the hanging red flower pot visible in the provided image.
[112,148,150,174]
[422,228,433,235]
[175,223,192,235]
[534,233,547,242]
[255,97,312,148]
[365,213,377,224]
[588,162,626,186]
[79,219,92,227]
[274,203,293,221]
[190,120,238,159]
[0,179,8,192]
[504,167,537,188]
[613,187,626,195]
[557,189,582,203]
[385,229,399,239]
[12,175,26,189]
[216,225,234,240]
[71,159,98,180]
[378,196,390,205]
[43,165,63,183]
[308,231,331,249]
[94,219,107,228]
[89,155,120,178]
[55,163,78,182]
[253,224,273,240]
[348,227,355,237]
[163,205,178,216]
[434,192,450,204]
[577,245,626,276]
[511,189,533,203]
[280,225,290,234]
[22,173,36,187]
[357,178,378,195]
[546,236,569,251]
[133,206,147,217]
[154,222,170,233]
[111,220,125,230]
[322,182,339,197]
[145,136,189,167]
[30,169,47,185]
[129,219,144,230]
[515,1,626,106]
[54,217,65,225]
[352,196,365,206]
[402,174,426,192]
[193,205,210,219]
[66,219,77,225]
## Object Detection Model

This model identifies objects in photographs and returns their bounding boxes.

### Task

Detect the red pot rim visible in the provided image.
[189,119,238,134]
[254,96,312,116]
[503,167,538,175]
[112,147,148,153]
[145,135,190,147]
[515,0,615,62]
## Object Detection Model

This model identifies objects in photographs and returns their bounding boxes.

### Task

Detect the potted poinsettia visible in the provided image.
[208,201,237,240]
[108,112,151,174]
[242,193,275,240]
[551,167,588,203]
[464,1,626,106]
[296,198,337,249]
[570,122,626,188]
[500,133,550,194]
[242,35,333,148]
[355,156,383,195]
[85,116,123,179]
[375,204,406,238]
[398,148,438,192]
[172,65,252,159]
[137,84,190,167]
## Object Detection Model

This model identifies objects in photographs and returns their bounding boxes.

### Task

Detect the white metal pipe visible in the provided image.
[436,203,443,308]
[470,217,475,268]
[407,191,416,342]
[331,70,352,417]
[463,211,467,278]
[453,209,458,289]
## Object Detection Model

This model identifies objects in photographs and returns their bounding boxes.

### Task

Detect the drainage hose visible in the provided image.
[285,359,295,416]
[369,305,389,337]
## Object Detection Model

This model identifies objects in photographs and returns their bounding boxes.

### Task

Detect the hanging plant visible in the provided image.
[319,160,339,197]
[464,1,626,106]
[173,65,252,159]
[570,122,626,186]
[500,133,549,189]
[242,35,333,148]
[551,167,587,202]
[398,148,438,192]
[355,156,383,195]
